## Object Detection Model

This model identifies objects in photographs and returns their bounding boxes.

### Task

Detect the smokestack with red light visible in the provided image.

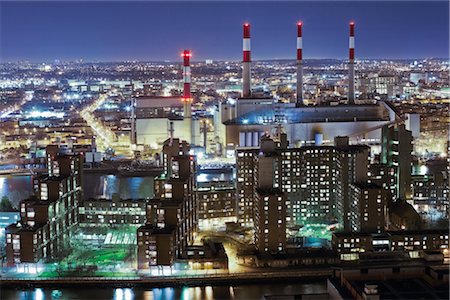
[296,21,304,106]
[348,21,355,104]
[181,50,192,117]
[242,23,251,98]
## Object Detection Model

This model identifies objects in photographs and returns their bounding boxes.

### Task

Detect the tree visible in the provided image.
[0,196,14,212]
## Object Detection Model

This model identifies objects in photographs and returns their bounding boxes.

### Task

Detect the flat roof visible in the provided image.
[349,278,449,300]
[225,101,393,125]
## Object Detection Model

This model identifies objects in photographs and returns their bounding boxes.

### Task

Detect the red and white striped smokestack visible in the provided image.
[348,21,355,104]
[181,50,192,117]
[242,23,251,98]
[296,21,304,106]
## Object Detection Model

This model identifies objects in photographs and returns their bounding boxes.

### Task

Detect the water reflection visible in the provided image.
[114,288,134,300]
[0,174,155,206]
[0,175,34,207]
[83,174,154,199]
[197,172,233,183]
[4,282,326,300]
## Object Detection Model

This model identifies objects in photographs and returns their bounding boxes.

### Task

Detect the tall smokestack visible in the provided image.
[296,21,304,106]
[348,21,355,104]
[181,50,192,117]
[242,23,251,98]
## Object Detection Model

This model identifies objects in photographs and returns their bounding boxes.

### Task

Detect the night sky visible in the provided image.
[1,1,448,62]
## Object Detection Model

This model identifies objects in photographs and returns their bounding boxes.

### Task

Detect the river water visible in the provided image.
[0,281,327,300]
[0,174,154,207]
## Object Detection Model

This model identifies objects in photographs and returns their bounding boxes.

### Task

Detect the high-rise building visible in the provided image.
[349,183,388,233]
[381,124,413,200]
[5,145,83,269]
[254,188,286,254]
[412,173,449,218]
[236,134,369,232]
[197,180,236,231]
[137,138,197,270]
[253,136,287,254]
[368,160,395,202]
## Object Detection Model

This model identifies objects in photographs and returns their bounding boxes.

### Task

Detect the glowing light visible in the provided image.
[197,173,208,182]
[205,286,213,300]
[419,165,428,175]
[227,98,236,105]
[35,288,44,300]
[197,151,204,160]
[181,287,191,300]
[164,288,174,299]
[114,288,124,300]
[297,21,303,26]
[28,110,64,119]
[124,288,133,300]
[181,51,192,57]
[242,119,249,124]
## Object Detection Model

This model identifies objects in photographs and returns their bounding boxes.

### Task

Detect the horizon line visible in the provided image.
[1,57,448,65]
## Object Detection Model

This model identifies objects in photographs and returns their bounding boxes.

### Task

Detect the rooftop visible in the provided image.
[224,101,394,125]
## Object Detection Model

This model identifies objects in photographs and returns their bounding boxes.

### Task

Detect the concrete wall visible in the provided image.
[136,118,201,148]
[225,121,386,147]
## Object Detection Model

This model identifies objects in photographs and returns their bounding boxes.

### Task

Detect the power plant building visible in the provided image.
[134,51,201,149]
[222,22,401,149]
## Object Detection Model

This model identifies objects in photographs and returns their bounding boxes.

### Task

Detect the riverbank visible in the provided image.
[0,268,332,288]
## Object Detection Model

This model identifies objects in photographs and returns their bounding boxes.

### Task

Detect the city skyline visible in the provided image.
[0,1,449,298]
[1,1,449,62]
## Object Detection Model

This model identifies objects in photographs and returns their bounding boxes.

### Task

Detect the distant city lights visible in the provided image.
[27,110,65,119]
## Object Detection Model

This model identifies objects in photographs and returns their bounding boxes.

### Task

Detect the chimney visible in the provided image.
[348,21,355,104]
[242,23,251,98]
[296,21,304,106]
[181,50,192,117]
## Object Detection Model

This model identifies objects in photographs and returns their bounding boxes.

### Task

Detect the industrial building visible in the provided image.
[133,51,201,149]
[221,22,401,149]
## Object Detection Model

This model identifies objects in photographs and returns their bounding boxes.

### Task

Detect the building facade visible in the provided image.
[5,145,83,269]
[332,229,449,260]
[79,195,146,226]
[236,134,370,232]
[197,180,236,231]
[137,138,197,270]
[381,123,413,200]
[349,183,388,233]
